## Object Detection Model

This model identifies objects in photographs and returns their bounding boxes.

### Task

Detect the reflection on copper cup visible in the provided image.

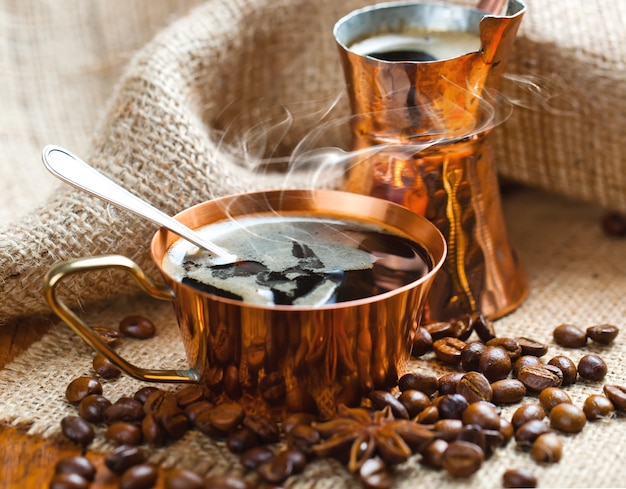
[44,190,446,419]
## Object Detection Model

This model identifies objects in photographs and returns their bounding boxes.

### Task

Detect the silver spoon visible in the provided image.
[41,145,237,262]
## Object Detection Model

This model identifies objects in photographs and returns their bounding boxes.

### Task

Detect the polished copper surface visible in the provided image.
[44,190,446,419]
[334,0,528,321]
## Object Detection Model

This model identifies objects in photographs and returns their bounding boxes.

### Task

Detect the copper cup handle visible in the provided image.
[42,254,200,383]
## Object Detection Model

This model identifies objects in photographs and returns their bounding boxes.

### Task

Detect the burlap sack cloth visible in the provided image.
[1,0,626,487]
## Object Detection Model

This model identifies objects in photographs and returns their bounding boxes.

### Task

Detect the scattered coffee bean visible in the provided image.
[48,472,90,489]
[434,418,464,442]
[60,416,95,446]
[92,353,121,379]
[54,455,96,482]
[517,365,563,392]
[436,394,469,420]
[433,337,466,365]
[412,327,433,357]
[398,371,437,395]
[512,404,546,431]
[416,405,440,424]
[460,342,488,372]
[359,457,392,489]
[486,337,522,362]
[530,432,562,463]
[491,379,526,404]
[421,438,448,469]
[142,413,165,447]
[603,384,626,411]
[134,387,162,405]
[553,324,587,348]
[226,426,260,454]
[106,421,143,446]
[92,326,121,347]
[203,474,249,489]
[514,419,551,447]
[105,445,146,475]
[470,312,497,342]
[577,354,608,381]
[583,394,615,420]
[513,356,543,378]
[184,400,214,427]
[175,385,207,408]
[164,468,204,489]
[196,403,245,436]
[442,440,484,477]
[286,423,320,458]
[547,355,578,385]
[438,372,465,395]
[398,389,431,418]
[479,346,512,382]
[281,413,316,435]
[240,446,275,471]
[516,337,549,357]
[65,376,103,405]
[423,321,454,341]
[119,315,156,339]
[119,463,158,489]
[549,403,586,433]
[462,401,501,431]
[538,387,572,412]
[502,467,537,488]
[601,211,626,237]
[586,324,619,345]
[256,449,294,484]
[456,372,493,403]
[105,397,145,423]
[78,394,112,423]
[368,391,409,419]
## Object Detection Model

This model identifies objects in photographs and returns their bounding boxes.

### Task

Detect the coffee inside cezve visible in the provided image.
[162,214,432,306]
[349,29,481,62]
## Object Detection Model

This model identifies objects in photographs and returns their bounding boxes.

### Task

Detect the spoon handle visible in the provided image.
[42,145,234,260]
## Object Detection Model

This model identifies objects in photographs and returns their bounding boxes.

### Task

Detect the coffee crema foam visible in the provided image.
[162,214,431,306]
[349,29,481,61]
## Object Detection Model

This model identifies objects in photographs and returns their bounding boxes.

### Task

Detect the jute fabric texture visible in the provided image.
[2,187,626,487]
[1,0,625,323]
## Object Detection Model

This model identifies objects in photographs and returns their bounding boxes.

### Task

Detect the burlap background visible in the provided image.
[2,0,626,487]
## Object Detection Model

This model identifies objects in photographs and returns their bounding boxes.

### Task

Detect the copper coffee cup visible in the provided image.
[44,189,446,418]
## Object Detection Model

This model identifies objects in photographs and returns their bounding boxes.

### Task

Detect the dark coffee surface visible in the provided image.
[368,49,436,62]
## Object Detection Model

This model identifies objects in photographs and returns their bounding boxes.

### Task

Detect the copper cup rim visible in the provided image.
[150,189,446,312]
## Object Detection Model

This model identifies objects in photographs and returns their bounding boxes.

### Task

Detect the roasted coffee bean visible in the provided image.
[106,421,143,446]
[442,440,485,477]
[436,394,469,420]
[368,391,409,419]
[175,385,206,408]
[586,324,619,345]
[491,379,526,404]
[164,468,204,489]
[583,394,615,420]
[92,353,121,379]
[412,327,433,357]
[78,394,112,423]
[92,326,121,347]
[470,312,496,342]
[224,364,242,399]
[259,372,286,403]
[142,413,165,447]
[450,316,473,341]
[281,448,307,474]
[421,438,448,469]
[433,337,466,365]
[502,467,537,488]
[603,384,626,411]
[433,419,464,441]
[456,424,487,453]
[359,457,392,489]
[184,400,214,427]
[243,415,280,444]
[514,419,551,446]
[550,403,586,433]
[65,376,103,405]
[531,432,562,463]
[282,413,316,435]
[460,342,487,372]
[516,337,549,357]
[547,355,578,385]
[119,315,156,339]
[512,355,543,378]
[456,372,493,403]
[517,365,563,392]
[160,408,189,440]
[479,347,512,382]
[203,474,249,489]
[538,387,572,412]
[499,418,515,445]
[286,423,321,457]
[577,354,608,381]
[256,450,293,484]
[398,389,431,418]
[486,337,522,362]
[416,405,440,424]
[462,401,501,430]
[240,446,275,470]
[134,387,162,405]
[601,211,626,237]
[398,371,438,396]
[226,426,259,454]
[512,404,546,431]
[54,456,96,482]
[105,397,145,423]
[119,463,158,489]
[423,321,454,341]
[438,372,465,395]
[48,472,90,489]
[144,390,181,422]
[553,323,587,348]
[60,416,95,446]
[105,445,146,475]
[196,403,245,436]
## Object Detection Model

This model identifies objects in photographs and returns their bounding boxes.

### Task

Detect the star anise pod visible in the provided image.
[312,404,435,472]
